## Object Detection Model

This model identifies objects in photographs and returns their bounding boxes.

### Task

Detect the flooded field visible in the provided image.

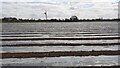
[1,21,119,66]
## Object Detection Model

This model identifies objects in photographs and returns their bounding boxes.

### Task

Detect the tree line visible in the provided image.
[1,17,120,23]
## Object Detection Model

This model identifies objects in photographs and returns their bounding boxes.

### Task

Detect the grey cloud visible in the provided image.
[1,1,118,19]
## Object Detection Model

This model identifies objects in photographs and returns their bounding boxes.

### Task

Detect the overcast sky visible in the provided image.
[1,0,120,19]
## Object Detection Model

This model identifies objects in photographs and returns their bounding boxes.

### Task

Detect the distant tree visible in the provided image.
[2,17,17,22]
[70,16,78,21]
[65,18,70,22]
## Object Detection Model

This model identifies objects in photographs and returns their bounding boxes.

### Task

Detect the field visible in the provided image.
[1,21,119,66]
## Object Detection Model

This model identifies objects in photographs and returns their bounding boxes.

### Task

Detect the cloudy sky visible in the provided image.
[1,0,120,19]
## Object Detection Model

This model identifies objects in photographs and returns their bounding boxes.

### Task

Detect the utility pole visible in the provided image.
[44,10,47,20]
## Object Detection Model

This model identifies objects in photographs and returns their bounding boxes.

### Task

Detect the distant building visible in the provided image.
[70,16,78,21]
